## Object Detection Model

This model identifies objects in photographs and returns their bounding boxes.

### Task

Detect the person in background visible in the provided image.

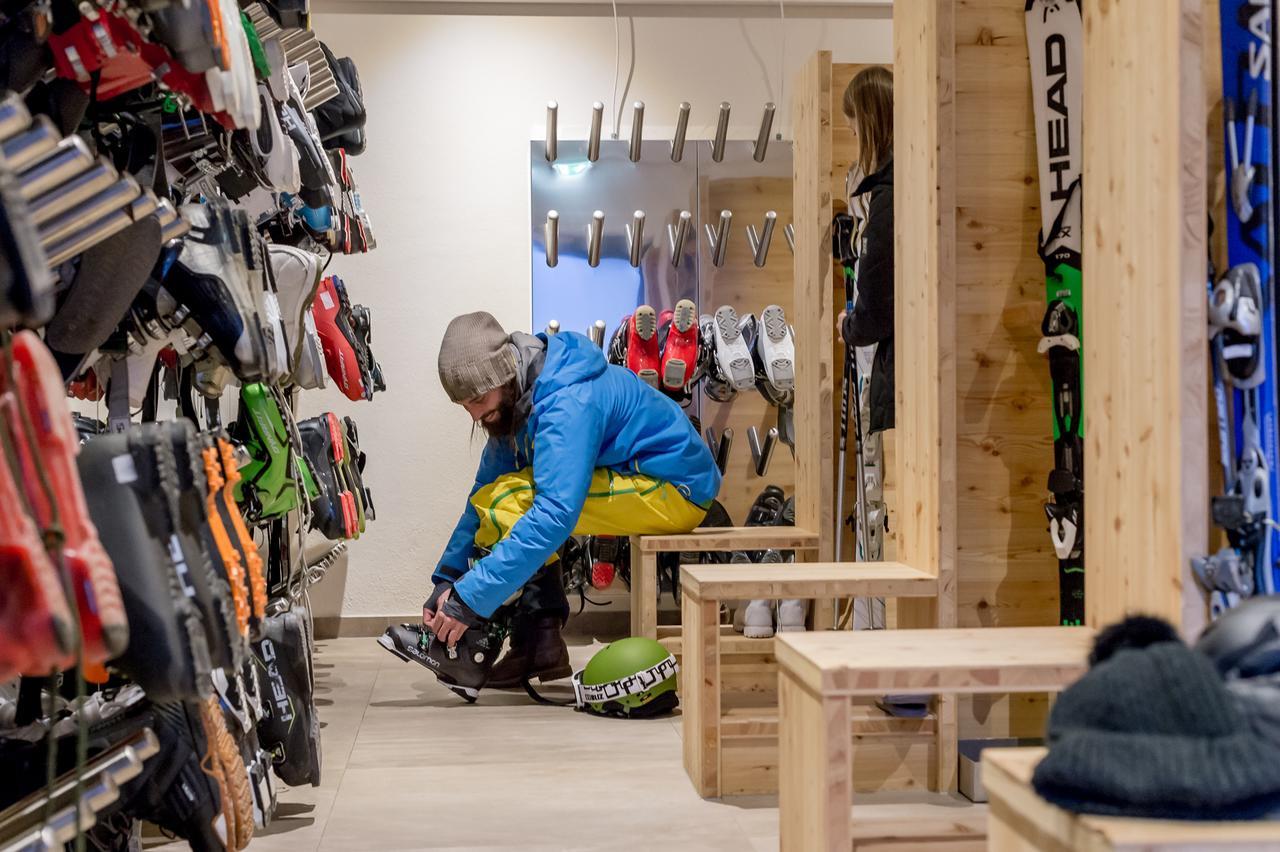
[838,64,894,434]
[838,65,894,634]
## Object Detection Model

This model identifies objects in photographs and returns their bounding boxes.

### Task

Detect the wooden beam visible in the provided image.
[1081,0,1208,635]
[792,51,837,567]
[893,0,957,629]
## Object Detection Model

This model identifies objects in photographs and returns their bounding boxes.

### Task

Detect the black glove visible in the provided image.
[424,581,453,617]
[440,589,486,629]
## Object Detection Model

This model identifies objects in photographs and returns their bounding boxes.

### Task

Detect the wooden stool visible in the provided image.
[628,526,819,639]
[775,627,1094,852]
[983,747,1280,851]
[679,561,938,798]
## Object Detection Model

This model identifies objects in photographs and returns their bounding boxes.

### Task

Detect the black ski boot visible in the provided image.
[378,621,503,703]
[485,616,571,690]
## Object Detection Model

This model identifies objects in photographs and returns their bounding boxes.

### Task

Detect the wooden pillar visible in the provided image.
[1082,0,1208,636]
[791,50,836,570]
[893,0,958,791]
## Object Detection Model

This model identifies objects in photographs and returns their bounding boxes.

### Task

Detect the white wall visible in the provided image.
[306,10,892,618]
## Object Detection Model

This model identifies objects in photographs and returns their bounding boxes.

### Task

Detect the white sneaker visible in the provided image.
[757,304,796,391]
[776,599,807,632]
[712,305,756,390]
[741,599,775,639]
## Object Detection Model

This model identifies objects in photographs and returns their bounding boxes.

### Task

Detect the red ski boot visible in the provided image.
[7,331,128,665]
[659,299,699,391]
[0,399,75,677]
[625,305,661,388]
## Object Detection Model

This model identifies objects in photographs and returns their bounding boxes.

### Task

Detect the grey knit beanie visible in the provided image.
[437,312,517,402]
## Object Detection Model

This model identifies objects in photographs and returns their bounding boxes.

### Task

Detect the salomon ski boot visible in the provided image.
[378,621,502,703]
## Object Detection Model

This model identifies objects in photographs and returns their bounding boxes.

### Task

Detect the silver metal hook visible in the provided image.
[587,209,604,268]
[748,426,779,477]
[545,100,558,162]
[712,102,731,162]
[706,427,734,474]
[754,103,775,162]
[784,222,795,253]
[628,101,645,162]
[589,320,606,348]
[588,101,604,162]
[545,210,559,267]
[546,319,561,335]
[704,209,733,267]
[668,210,692,268]
[626,210,646,268]
[746,211,777,267]
[671,102,690,163]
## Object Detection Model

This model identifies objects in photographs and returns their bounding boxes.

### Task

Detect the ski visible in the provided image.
[1026,0,1085,626]
[1197,0,1280,616]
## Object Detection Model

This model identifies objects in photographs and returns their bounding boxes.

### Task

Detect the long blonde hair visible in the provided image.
[842,65,893,179]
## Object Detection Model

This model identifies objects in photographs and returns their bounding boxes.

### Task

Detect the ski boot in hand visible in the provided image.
[659,299,700,392]
[378,620,503,703]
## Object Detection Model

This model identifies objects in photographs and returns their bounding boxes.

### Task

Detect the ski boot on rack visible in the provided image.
[658,299,699,392]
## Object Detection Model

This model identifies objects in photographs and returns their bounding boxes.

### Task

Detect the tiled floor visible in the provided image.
[209,637,782,851]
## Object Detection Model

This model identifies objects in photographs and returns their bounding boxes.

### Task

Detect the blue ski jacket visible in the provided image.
[435,331,721,616]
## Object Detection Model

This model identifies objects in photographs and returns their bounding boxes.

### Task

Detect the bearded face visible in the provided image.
[462,379,520,439]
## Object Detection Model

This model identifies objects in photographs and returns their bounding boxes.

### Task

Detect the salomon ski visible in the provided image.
[1196,0,1280,615]
[1026,0,1085,625]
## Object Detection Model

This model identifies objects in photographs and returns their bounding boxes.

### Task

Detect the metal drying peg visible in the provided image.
[668,210,692,268]
[587,210,604,268]
[747,211,777,267]
[704,209,733,267]
[754,103,776,162]
[589,320,606,348]
[748,425,778,477]
[588,102,604,162]
[546,320,561,335]
[629,101,645,162]
[671,102,690,162]
[545,101,558,162]
[545,210,559,267]
[626,210,646,267]
[711,102,730,162]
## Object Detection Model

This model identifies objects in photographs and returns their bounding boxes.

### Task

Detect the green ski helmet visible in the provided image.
[572,637,679,718]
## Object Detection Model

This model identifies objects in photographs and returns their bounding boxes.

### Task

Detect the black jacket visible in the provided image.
[842,158,894,433]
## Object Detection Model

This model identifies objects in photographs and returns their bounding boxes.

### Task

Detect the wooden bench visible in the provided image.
[775,626,1094,852]
[983,747,1280,851]
[628,526,820,639]
[679,561,939,798]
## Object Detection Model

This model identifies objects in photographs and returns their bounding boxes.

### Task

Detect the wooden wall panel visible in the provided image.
[953,2,1058,637]
[791,51,836,563]
[893,0,956,624]
[1082,0,1208,634]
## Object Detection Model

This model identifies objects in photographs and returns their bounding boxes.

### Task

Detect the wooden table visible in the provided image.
[775,626,1094,852]
[680,561,938,798]
[629,526,819,638]
[983,747,1280,851]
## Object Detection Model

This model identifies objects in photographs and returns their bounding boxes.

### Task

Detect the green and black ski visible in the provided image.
[1026,0,1084,625]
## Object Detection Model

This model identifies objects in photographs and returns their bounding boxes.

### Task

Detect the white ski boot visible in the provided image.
[711,305,757,390]
[739,599,775,639]
[757,305,796,391]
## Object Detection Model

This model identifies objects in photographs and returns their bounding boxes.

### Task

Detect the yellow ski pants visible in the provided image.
[470,467,708,551]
